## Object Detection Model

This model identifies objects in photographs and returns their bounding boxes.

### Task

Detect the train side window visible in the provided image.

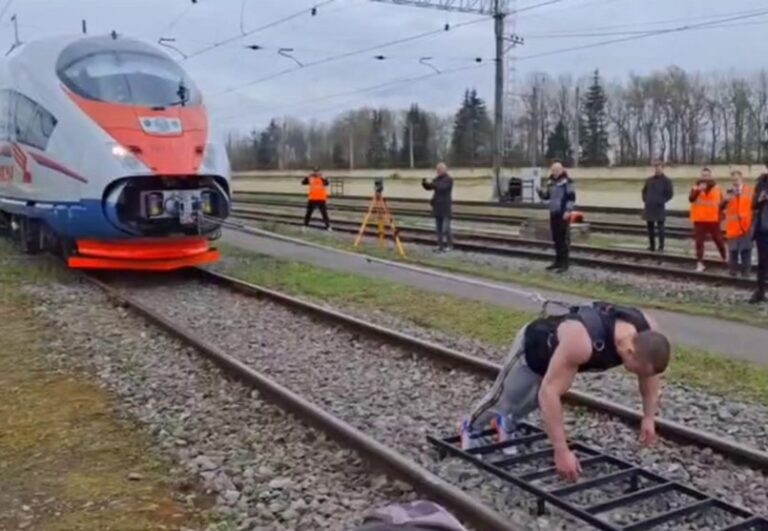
[24,107,57,150]
[12,92,57,150]
[12,92,36,139]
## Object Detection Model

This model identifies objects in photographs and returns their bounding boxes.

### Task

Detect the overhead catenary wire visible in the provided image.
[517,8,768,62]
[215,61,492,123]
[184,0,337,61]
[216,6,768,126]
[210,15,491,98]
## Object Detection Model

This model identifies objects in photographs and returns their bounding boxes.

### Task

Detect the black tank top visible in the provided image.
[523,303,650,377]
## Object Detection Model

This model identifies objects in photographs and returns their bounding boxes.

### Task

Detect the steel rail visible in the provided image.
[233,206,731,271]
[233,195,694,238]
[83,273,521,531]
[230,209,754,289]
[196,268,768,473]
[234,190,692,219]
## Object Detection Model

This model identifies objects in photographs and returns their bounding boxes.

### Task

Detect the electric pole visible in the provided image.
[369,0,515,187]
[574,85,580,168]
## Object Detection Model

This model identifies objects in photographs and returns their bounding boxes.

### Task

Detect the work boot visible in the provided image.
[749,291,766,304]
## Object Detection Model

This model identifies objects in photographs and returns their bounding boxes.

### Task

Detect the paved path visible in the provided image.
[222,228,768,366]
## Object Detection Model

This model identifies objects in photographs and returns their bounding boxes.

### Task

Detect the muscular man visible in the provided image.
[459,301,671,481]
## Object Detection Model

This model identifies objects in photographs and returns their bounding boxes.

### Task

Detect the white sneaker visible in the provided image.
[327,227,333,232]
[695,262,705,273]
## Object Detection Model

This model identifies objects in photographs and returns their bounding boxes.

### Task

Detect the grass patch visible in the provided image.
[220,244,768,405]
[0,245,206,530]
[221,244,531,345]
[254,222,768,329]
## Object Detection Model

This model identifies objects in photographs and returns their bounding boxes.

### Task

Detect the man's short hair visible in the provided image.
[633,330,671,374]
[702,167,711,173]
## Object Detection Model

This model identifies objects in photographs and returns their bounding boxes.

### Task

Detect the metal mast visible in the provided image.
[369,0,514,191]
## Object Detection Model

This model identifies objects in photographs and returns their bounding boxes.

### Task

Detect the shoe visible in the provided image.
[555,265,569,273]
[433,247,444,253]
[695,262,706,273]
[749,292,766,304]
[492,414,518,455]
[445,246,453,252]
[327,227,333,232]
[545,263,559,271]
[459,418,476,451]
[729,270,738,277]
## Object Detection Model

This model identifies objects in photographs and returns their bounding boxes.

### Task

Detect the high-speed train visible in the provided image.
[0,33,231,270]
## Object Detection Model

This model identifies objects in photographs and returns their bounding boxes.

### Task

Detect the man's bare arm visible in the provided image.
[638,374,661,418]
[538,351,579,453]
[538,322,592,452]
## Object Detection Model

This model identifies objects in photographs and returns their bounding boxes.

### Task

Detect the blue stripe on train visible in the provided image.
[0,195,128,239]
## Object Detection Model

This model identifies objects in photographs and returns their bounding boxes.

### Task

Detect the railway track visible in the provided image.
[233,190,692,220]
[84,267,768,530]
[229,208,754,290]
[233,192,694,239]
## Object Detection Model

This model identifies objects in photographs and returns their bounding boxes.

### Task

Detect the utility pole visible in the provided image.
[409,118,415,169]
[368,1,514,187]
[82,20,87,34]
[573,85,580,168]
[530,85,538,168]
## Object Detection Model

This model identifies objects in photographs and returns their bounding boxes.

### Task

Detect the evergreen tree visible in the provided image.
[545,120,573,165]
[400,104,432,167]
[450,89,492,167]
[579,70,610,166]
[256,119,281,169]
[367,110,388,169]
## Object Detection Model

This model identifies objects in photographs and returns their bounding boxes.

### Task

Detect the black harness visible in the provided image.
[525,300,650,376]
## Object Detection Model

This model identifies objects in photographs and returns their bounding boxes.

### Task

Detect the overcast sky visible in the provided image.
[3,0,768,134]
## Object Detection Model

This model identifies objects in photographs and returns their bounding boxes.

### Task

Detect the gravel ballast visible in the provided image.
[27,281,414,531]
[220,226,768,451]
[117,276,768,530]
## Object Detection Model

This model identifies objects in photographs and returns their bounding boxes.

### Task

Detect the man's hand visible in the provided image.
[640,417,657,446]
[554,448,582,482]
[563,212,571,221]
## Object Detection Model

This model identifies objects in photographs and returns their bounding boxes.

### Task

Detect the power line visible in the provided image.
[517,8,768,62]
[523,6,768,37]
[185,0,337,61]
[217,62,491,123]
[211,15,491,97]
[158,2,195,36]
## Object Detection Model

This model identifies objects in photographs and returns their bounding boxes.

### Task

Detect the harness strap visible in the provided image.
[537,299,610,352]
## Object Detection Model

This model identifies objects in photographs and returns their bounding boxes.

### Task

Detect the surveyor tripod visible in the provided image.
[354,191,406,257]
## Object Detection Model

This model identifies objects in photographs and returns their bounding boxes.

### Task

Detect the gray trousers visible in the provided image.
[468,325,543,430]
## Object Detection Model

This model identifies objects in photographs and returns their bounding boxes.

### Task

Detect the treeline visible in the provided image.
[227,89,491,171]
[227,66,768,171]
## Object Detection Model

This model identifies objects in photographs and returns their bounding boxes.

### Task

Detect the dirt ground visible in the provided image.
[0,250,207,531]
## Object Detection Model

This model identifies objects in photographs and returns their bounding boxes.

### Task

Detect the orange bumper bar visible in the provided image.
[68,238,220,271]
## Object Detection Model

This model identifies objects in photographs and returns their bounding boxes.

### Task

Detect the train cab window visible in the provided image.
[59,51,202,108]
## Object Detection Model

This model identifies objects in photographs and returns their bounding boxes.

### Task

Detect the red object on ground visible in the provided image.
[571,211,585,223]
[68,238,220,271]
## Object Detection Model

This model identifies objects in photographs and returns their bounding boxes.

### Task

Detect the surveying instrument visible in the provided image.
[354,178,406,257]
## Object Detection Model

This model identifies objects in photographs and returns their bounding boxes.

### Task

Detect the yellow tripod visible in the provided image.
[354,190,406,257]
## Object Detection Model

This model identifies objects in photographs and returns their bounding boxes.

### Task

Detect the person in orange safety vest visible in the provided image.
[689,167,726,272]
[720,170,754,277]
[302,167,332,231]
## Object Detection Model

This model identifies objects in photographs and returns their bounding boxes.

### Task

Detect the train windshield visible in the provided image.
[59,51,202,108]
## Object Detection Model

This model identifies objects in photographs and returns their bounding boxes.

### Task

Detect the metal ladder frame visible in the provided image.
[428,422,768,530]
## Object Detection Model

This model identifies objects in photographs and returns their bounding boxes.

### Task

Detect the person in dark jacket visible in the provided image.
[537,162,576,272]
[642,160,674,252]
[422,162,454,252]
[751,163,768,303]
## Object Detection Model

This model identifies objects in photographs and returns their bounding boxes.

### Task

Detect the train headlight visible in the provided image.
[109,142,144,171]
[201,144,218,171]
[145,192,164,218]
